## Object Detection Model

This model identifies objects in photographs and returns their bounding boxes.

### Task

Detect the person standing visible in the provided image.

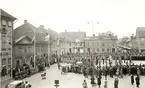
[114,78,119,88]
[135,75,140,88]
[131,75,134,85]
[90,76,96,88]
[104,80,108,88]
[82,80,88,88]
[97,77,101,88]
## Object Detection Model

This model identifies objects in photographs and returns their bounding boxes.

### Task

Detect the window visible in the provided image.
[87,48,90,53]
[19,46,22,49]
[97,42,99,46]
[16,82,25,88]
[24,48,27,52]
[78,48,80,52]
[2,20,6,25]
[102,42,105,47]
[102,48,105,52]
[97,48,99,52]
[2,58,6,66]
[8,21,12,27]
[112,48,115,53]
[1,28,7,34]
[93,48,95,52]
[107,48,109,52]
[80,42,82,46]
[8,58,11,65]
[88,42,89,46]
[141,38,144,41]
[69,48,71,53]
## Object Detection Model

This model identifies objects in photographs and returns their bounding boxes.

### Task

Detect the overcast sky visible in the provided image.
[1,0,145,38]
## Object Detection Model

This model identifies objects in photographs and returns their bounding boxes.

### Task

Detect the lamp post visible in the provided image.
[32,28,36,68]
[88,20,99,67]
[44,35,50,66]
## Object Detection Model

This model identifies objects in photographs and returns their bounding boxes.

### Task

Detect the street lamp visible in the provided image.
[32,28,36,68]
[45,34,50,66]
[88,20,99,67]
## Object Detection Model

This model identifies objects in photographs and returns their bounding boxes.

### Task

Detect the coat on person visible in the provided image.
[131,75,134,85]
[97,77,101,87]
[82,80,88,88]
[114,78,119,88]
[135,76,140,87]
[104,80,108,88]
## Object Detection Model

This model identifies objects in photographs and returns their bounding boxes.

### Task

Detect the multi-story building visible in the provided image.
[84,31,118,54]
[14,22,59,67]
[59,30,86,54]
[0,9,16,79]
[136,27,145,52]
[38,26,59,62]
[127,27,145,53]
[14,20,49,67]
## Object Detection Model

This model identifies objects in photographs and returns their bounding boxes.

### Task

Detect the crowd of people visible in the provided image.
[59,55,145,88]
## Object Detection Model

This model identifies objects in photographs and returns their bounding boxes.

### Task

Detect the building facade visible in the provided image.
[136,27,145,52]
[59,31,86,54]
[84,32,118,54]
[14,21,49,68]
[0,9,16,78]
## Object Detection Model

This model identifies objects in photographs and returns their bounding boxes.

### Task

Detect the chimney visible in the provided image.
[65,30,67,32]
[40,25,44,28]
[24,20,27,24]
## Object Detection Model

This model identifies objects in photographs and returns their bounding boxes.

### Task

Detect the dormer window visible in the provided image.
[2,20,6,26]
[8,21,12,27]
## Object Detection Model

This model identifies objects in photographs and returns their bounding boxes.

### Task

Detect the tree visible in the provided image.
[118,36,130,46]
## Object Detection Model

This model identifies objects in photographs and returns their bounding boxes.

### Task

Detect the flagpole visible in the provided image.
[34,29,36,68]
[137,31,141,53]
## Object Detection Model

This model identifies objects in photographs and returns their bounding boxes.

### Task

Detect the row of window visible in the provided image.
[85,42,116,47]
[69,42,83,46]
[1,58,11,66]
[87,48,115,52]
[1,20,13,26]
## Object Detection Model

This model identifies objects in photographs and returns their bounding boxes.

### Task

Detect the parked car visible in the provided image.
[5,80,31,88]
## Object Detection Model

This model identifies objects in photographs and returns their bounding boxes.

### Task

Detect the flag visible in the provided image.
[45,34,50,41]
[57,38,60,46]
[31,36,35,43]
[75,38,80,43]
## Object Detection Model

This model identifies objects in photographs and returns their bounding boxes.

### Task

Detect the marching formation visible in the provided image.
[58,55,145,88]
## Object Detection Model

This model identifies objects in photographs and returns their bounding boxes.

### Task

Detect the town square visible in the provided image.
[1,0,145,88]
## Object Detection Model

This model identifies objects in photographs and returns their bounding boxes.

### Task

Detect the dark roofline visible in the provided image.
[0,9,17,21]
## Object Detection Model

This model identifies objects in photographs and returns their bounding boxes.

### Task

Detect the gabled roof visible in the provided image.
[15,35,32,44]
[15,22,41,33]
[85,35,118,41]
[37,26,58,40]
[47,29,58,40]
[14,22,48,44]
[59,32,86,42]
[136,27,145,38]
[0,9,16,21]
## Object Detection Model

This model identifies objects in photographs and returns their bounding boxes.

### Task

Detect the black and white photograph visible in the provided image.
[0,0,145,88]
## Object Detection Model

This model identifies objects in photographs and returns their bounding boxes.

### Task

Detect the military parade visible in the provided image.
[1,0,145,88]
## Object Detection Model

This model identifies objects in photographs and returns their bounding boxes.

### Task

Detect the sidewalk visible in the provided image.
[0,75,13,88]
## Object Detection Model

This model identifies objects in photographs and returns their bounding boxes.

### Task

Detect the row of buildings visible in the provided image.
[0,9,145,79]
